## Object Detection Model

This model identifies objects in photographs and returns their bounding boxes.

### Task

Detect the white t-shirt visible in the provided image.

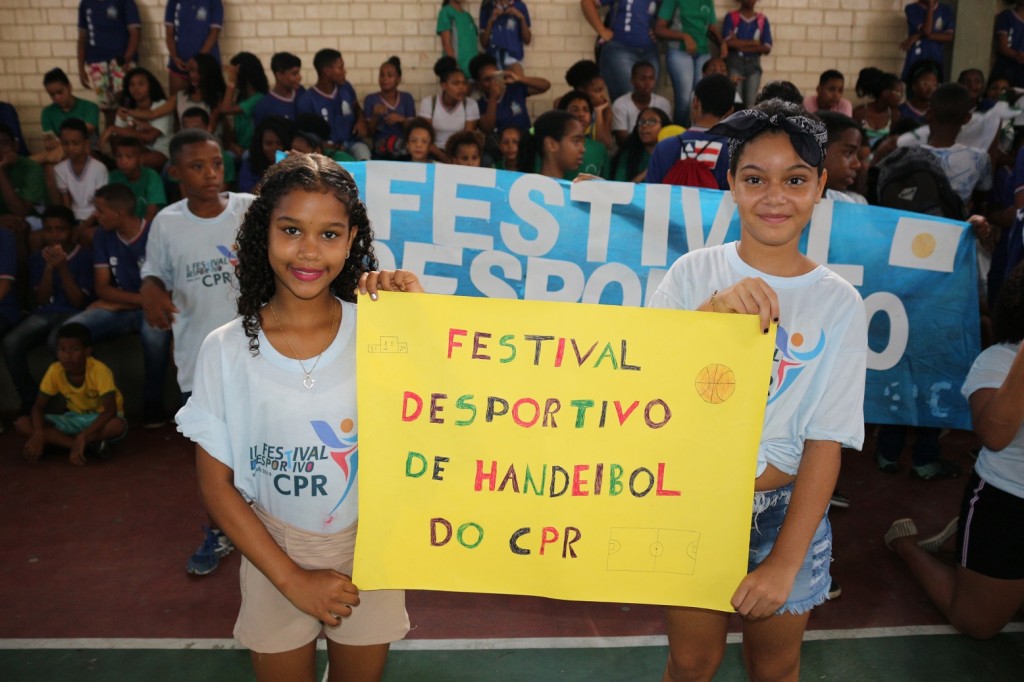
[177,304,360,533]
[418,94,480,147]
[611,92,672,133]
[115,100,173,158]
[649,242,867,477]
[54,156,108,220]
[140,193,255,393]
[961,342,1024,499]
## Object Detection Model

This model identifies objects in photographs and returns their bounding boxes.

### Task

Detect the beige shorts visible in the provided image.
[234,505,409,654]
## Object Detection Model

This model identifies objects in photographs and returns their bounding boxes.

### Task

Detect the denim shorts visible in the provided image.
[749,483,832,615]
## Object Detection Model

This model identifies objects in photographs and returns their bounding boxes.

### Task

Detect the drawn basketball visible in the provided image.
[695,363,736,404]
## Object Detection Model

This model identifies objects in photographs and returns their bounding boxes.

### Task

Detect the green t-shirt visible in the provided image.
[0,156,45,215]
[234,93,265,152]
[437,5,479,77]
[41,98,101,134]
[658,0,717,55]
[109,167,168,217]
[612,149,652,182]
[566,138,610,181]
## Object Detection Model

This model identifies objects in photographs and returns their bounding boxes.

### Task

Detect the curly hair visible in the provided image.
[235,154,378,355]
[993,261,1024,345]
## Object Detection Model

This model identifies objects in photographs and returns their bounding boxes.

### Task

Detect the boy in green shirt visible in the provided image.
[108,137,165,222]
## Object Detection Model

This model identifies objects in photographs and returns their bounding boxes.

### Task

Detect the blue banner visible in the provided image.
[347,161,980,429]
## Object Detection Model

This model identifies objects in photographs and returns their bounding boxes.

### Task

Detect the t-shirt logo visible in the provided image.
[767,325,826,404]
[196,6,207,21]
[107,6,118,19]
[310,419,359,515]
[217,244,239,267]
[341,100,352,117]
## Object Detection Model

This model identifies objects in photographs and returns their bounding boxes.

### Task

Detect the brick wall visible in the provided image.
[1,0,908,152]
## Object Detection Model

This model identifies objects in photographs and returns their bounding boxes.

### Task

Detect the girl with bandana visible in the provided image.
[650,99,867,681]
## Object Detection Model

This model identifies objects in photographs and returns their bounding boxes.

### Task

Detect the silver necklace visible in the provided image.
[268,299,338,389]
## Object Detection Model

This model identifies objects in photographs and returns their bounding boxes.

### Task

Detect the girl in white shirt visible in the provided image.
[177,154,422,680]
[418,56,479,161]
[650,99,866,681]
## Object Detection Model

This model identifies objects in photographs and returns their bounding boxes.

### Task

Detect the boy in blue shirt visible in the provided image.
[164,0,223,96]
[252,52,303,127]
[66,182,171,429]
[2,206,93,415]
[77,0,141,111]
[296,49,369,161]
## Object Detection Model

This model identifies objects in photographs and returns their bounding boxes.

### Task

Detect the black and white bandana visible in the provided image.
[707,106,829,168]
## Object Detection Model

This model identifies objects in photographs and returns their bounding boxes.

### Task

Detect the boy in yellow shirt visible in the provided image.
[15,322,126,465]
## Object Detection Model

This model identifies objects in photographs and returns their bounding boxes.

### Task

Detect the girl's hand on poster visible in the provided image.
[359,269,424,299]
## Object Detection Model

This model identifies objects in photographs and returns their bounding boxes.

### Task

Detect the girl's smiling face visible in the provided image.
[728,131,825,251]
[267,190,357,303]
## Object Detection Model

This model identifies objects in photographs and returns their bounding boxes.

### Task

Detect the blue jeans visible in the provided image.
[65,307,171,405]
[1,311,73,408]
[750,483,831,615]
[726,53,762,107]
[665,49,710,127]
[599,40,660,102]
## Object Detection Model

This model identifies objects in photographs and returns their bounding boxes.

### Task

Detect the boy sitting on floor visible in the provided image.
[15,322,126,465]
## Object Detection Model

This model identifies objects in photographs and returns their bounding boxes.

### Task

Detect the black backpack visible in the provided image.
[873,146,967,221]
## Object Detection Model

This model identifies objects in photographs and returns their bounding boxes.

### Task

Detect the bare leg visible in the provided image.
[741,610,811,682]
[892,535,1024,639]
[662,606,729,682]
[251,641,317,682]
[326,640,391,682]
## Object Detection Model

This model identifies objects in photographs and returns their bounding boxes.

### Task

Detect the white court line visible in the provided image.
[2,624,1022,652]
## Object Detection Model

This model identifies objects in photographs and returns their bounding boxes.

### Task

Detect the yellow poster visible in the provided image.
[354,293,775,611]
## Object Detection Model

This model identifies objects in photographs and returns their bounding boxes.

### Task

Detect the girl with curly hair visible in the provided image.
[176,153,422,681]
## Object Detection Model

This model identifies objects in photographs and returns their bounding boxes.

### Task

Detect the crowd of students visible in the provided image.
[1,1,1023,680]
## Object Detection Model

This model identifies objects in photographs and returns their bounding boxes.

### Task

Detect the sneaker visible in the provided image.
[875,452,899,474]
[910,459,960,481]
[918,516,959,552]
[186,527,233,576]
[827,580,842,600]
[884,518,918,550]
[143,402,168,430]
[830,490,850,509]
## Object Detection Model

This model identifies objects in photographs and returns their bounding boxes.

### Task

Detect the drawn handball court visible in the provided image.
[1,422,1021,681]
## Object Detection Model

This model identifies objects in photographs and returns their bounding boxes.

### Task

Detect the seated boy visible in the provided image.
[611,61,672,147]
[647,74,735,189]
[803,69,854,116]
[15,322,125,465]
[66,183,171,428]
[108,137,166,222]
[1,206,94,415]
[295,49,369,161]
[252,52,304,127]
[52,118,108,245]
[819,112,867,203]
